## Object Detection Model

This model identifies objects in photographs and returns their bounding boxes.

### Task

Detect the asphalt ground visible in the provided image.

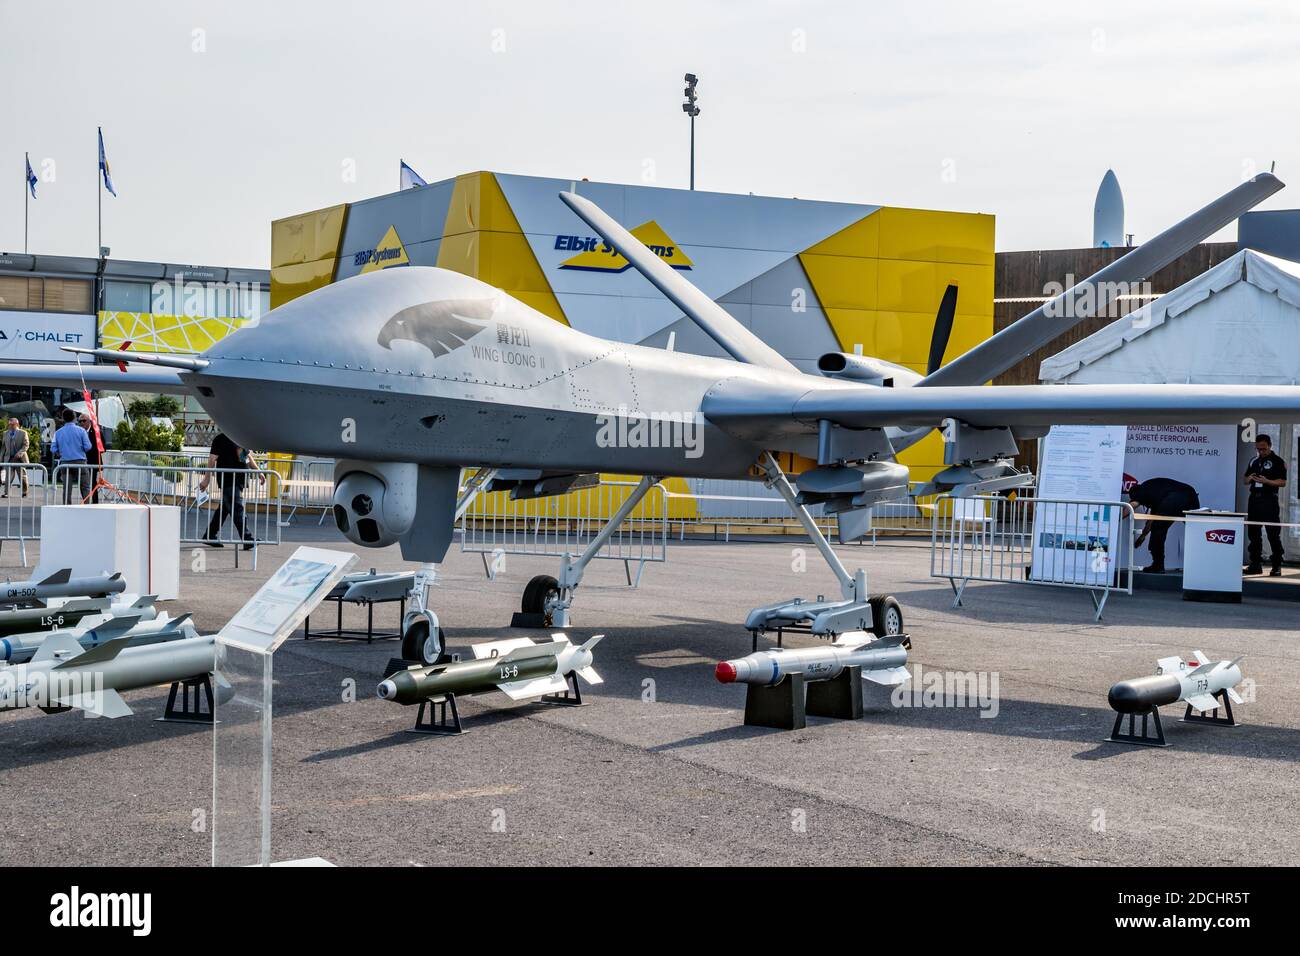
[2,527,1297,867]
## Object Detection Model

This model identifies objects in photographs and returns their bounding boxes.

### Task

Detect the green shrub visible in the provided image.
[125,395,184,420]
[113,419,182,453]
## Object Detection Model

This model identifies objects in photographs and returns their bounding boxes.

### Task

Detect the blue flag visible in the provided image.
[399,159,427,190]
[25,154,37,199]
[98,127,116,197]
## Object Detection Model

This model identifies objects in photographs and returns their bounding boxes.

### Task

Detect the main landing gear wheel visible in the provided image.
[402,619,447,666]
[521,574,561,625]
[868,595,904,639]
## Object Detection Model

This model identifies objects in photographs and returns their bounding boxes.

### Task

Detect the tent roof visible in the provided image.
[1040,249,1300,382]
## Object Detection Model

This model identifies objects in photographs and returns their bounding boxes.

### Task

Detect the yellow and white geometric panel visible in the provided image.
[98,311,251,355]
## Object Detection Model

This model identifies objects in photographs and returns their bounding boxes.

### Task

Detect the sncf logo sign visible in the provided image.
[1205,529,1237,545]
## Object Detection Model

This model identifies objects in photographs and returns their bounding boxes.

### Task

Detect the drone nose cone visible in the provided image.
[377,679,396,700]
[715,661,737,684]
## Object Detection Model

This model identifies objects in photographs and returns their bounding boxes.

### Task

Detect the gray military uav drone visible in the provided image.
[5,173,1295,664]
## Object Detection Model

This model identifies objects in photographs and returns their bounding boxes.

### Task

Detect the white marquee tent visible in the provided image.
[1040,247,1299,555]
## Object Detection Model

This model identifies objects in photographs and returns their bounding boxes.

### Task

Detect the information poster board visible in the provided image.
[1123,424,1236,570]
[1031,425,1127,585]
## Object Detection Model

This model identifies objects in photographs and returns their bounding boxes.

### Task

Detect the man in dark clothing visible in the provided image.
[79,412,101,504]
[1243,434,1287,576]
[198,432,265,551]
[1127,477,1201,574]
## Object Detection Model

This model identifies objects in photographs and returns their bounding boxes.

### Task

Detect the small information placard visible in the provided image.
[219,547,357,653]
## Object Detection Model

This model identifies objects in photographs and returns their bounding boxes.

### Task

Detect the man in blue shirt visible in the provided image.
[52,408,91,504]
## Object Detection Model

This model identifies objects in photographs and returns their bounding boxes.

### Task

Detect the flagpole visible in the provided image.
[97,128,102,257]
[24,151,29,254]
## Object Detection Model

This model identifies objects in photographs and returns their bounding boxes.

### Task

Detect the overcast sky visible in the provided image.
[3,0,1297,267]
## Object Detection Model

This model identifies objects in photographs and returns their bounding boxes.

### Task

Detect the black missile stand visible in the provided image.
[304,595,406,644]
[1106,705,1169,747]
[806,665,864,721]
[157,675,216,724]
[409,694,465,736]
[539,670,585,707]
[1181,689,1238,727]
[744,674,807,730]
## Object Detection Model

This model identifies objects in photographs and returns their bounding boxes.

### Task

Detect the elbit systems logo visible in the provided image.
[1205,529,1237,545]
[556,221,693,273]
[354,225,410,273]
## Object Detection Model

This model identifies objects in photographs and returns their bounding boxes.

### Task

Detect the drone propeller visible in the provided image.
[926,284,959,377]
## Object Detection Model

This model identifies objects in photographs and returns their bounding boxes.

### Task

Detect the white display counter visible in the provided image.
[37,504,180,600]
[1182,509,1245,603]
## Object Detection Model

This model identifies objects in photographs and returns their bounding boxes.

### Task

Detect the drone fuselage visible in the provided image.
[188,266,911,479]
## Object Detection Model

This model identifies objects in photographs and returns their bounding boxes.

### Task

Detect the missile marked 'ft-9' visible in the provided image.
[715,632,910,687]
[378,634,603,705]
[1109,651,1245,714]
[1106,651,1246,746]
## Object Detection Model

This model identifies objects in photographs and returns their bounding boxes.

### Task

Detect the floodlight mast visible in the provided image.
[682,73,700,190]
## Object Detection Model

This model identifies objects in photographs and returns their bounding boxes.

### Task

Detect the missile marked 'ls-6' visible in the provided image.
[716,632,911,687]
[0,610,196,665]
[378,634,603,734]
[1106,651,1247,747]
[0,595,158,638]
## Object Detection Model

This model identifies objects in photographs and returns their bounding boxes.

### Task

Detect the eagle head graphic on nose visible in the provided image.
[377,297,495,357]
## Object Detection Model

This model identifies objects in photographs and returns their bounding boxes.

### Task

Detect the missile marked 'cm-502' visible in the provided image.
[1,569,126,606]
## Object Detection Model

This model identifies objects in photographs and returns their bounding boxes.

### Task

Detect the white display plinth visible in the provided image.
[38,504,180,600]
[1182,510,1245,602]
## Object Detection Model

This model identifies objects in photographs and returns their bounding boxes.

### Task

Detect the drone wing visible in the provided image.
[559,190,797,374]
[701,377,1300,444]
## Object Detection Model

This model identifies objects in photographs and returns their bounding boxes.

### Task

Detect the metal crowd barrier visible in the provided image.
[107,449,214,470]
[50,463,281,568]
[0,463,48,566]
[930,494,1135,620]
[460,479,669,586]
[246,456,337,524]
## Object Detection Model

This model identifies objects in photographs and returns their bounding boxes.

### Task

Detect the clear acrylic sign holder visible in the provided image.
[211,546,357,866]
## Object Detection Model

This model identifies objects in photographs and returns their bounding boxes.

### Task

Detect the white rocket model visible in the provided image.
[1108,651,1245,714]
[0,632,220,718]
[715,632,909,687]
[1094,168,1125,248]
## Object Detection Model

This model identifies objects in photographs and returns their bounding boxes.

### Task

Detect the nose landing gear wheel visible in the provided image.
[868,595,904,639]
[401,619,447,665]
[521,574,561,626]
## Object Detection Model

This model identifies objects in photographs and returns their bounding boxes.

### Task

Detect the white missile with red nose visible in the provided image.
[715,632,910,687]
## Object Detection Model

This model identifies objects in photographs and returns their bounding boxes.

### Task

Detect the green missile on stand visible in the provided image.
[378,634,603,705]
